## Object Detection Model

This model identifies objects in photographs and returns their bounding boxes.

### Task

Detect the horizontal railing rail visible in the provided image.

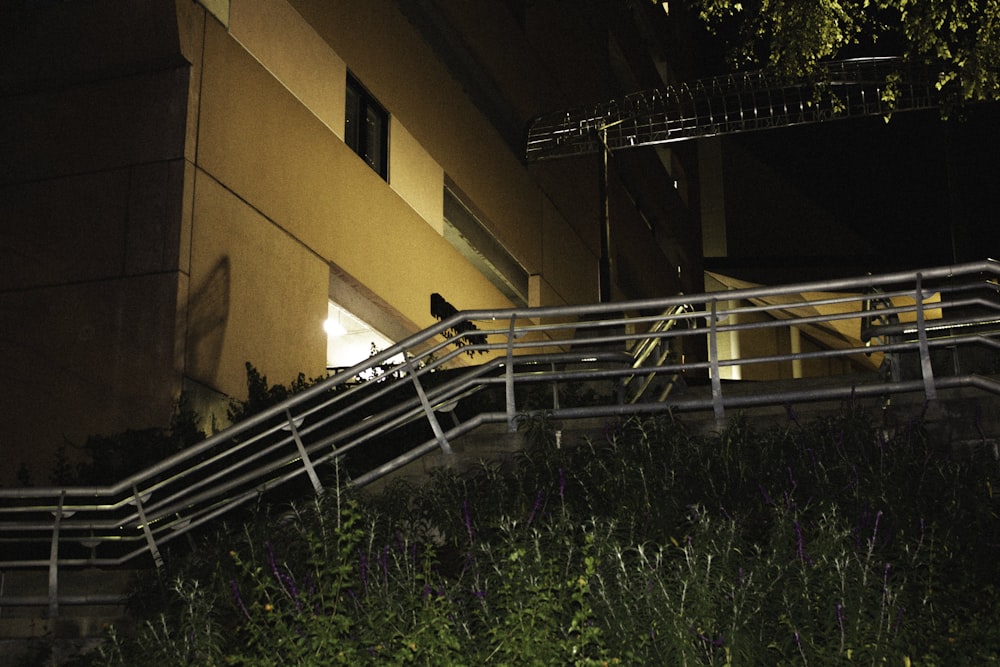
[2,259,999,616]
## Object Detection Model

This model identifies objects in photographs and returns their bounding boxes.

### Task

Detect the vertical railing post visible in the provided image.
[285,410,323,495]
[709,299,725,422]
[47,490,65,619]
[915,273,937,402]
[404,356,453,455]
[505,318,517,432]
[598,129,612,303]
[132,485,164,570]
[551,362,559,412]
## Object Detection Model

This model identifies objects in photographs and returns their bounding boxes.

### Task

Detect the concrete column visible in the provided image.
[790,325,803,379]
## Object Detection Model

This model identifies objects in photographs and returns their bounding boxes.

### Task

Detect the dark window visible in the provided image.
[345,74,388,180]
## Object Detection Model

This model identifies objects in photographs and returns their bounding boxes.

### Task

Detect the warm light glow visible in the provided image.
[324,317,347,336]
[326,301,397,372]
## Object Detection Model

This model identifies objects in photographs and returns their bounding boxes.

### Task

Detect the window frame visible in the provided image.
[345,73,389,181]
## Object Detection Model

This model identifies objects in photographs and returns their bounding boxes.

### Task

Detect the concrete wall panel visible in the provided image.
[289,0,545,276]
[229,0,346,136]
[0,274,183,484]
[0,68,189,186]
[195,19,509,342]
[187,173,328,398]
[0,172,128,290]
[0,0,184,92]
[542,196,597,305]
[389,119,446,233]
[0,159,188,291]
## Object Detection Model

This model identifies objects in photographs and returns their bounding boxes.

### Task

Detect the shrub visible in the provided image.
[86,406,998,665]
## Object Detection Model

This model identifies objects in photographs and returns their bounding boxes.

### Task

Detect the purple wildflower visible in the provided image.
[462,498,474,540]
[794,520,812,564]
[527,489,544,525]
[358,550,369,591]
[231,579,250,620]
[266,542,280,581]
[379,545,390,583]
[266,541,302,609]
[692,625,725,647]
[282,571,300,600]
[784,402,799,425]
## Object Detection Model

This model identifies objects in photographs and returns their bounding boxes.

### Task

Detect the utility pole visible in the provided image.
[598,128,612,302]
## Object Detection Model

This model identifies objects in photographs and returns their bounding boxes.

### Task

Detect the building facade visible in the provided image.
[1,0,701,483]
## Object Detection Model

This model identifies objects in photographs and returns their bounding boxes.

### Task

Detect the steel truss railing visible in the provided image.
[2,259,999,615]
[526,57,939,160]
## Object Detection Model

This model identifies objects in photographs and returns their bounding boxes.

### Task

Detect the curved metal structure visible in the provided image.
[526,57,940,160]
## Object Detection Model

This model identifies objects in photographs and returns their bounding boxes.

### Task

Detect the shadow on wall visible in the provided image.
[188,256,231,381]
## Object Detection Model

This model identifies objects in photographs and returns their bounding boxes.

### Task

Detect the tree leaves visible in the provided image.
[685,0,1000,106]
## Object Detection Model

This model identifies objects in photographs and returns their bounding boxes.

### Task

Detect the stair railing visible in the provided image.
[2,259,999,617]
[622,302,693,403]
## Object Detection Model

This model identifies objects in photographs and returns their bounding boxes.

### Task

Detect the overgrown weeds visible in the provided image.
[83,406,998,665]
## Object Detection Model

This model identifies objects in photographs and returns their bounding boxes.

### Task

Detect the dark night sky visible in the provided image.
[680,9,1000,274]
[724,101,1000,270]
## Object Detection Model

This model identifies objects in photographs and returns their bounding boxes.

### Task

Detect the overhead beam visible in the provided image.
[526,57,940,161]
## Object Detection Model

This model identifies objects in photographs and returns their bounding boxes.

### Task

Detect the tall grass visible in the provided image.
[89,405,999,665]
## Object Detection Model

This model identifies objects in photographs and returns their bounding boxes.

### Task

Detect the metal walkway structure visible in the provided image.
[2,259,999,619]
[526,56,939,161]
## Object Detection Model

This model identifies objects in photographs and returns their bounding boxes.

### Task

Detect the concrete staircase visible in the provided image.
[0,569,135,666]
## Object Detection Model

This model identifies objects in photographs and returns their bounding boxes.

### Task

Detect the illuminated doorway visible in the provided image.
[324,301,401,374]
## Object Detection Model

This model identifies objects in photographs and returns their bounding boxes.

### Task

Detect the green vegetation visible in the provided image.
[685,0,1000,106]
[78,402,997,665]
[31,394,207,488]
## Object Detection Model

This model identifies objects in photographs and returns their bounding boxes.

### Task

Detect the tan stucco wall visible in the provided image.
[227,0,445,239]
[187,173,329,397]
[228,0,345,137]
[288,0,556,282]
[0,0,685,483]
[221,0,658,310]
[189,17,510,395]
[389,119,446,232]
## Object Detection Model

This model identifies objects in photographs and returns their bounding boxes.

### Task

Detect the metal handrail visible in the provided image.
[2,259,1000,615]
